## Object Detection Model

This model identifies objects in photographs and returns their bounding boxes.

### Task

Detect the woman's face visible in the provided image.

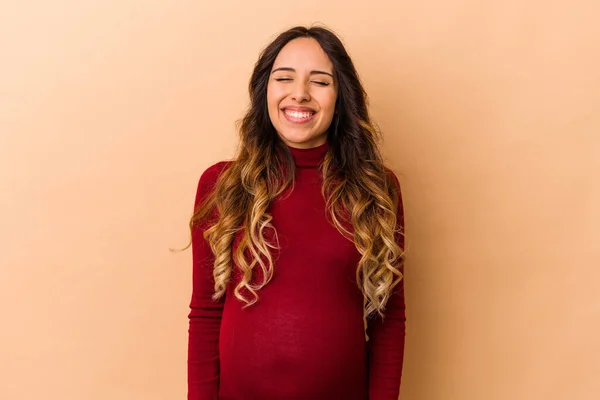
[267,37,338,149]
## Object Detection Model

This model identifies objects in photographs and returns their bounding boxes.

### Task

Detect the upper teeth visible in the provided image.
[285,110,313,118]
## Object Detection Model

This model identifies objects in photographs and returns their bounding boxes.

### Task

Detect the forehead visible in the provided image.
[272,38,333,72]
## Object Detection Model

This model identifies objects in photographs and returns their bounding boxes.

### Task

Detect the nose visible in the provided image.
[291,81,310,102]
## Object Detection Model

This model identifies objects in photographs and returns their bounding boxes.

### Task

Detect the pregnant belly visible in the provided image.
[218,296,367,400]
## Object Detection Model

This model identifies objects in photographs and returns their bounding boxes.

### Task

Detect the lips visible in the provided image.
[281,107,316,124]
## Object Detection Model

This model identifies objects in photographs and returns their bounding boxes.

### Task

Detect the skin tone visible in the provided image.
[267,37,339,149]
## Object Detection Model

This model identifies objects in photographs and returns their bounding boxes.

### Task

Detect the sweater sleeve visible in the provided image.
[366,171,407,400]
[187,162,230,400]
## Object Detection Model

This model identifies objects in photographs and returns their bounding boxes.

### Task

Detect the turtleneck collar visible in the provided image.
[287,141,329,168]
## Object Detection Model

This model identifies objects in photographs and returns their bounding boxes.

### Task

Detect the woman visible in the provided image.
[188,25,406,400]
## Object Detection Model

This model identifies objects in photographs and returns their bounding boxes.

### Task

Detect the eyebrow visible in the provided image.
[271,67,334,78]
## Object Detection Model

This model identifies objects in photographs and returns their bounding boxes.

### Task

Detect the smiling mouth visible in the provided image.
[282,109,316,124]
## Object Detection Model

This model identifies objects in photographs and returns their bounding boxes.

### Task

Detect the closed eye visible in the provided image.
[274,78,330,86]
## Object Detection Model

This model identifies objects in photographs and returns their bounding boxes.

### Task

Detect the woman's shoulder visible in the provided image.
[383,166,402,190]
[198,160,233,185]
[194,160,233,201]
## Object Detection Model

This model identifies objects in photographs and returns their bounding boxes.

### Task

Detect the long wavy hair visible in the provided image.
[190,25,404,318]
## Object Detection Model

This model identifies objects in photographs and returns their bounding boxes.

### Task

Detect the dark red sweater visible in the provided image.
[188,142,406,400]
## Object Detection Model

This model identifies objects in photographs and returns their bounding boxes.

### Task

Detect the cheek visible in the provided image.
[267,83,286,102]
[320,93,338,118]
[267,96,280,124]
[266,86,276,109]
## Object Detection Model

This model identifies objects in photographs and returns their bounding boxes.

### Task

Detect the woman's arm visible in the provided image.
[366,171,407,400]
[187,162,229,400]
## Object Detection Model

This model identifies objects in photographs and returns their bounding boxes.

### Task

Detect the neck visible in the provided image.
[286,141,329,168]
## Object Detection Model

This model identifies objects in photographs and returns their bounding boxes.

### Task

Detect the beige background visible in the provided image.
[1,1,599,399]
